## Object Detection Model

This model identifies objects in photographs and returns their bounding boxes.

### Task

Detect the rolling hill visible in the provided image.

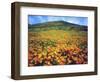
[28,21,87,31]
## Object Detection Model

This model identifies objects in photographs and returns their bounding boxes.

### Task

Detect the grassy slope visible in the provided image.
[28,21,87,53]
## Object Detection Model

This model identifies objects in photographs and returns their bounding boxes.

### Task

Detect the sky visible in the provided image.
[28,15,88,26]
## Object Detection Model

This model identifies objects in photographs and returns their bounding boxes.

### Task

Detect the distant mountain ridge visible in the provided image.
[28,21,87,31]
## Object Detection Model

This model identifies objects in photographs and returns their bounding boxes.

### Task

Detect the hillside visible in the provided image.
[28,20,88,66]
[28,21,87,31]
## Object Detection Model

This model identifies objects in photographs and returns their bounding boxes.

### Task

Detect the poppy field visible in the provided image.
[28,21,88,66]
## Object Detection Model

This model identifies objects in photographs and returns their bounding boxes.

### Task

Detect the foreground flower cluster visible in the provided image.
[28,30,87,66]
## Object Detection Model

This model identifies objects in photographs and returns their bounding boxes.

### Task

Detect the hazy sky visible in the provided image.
[28,15,88,26]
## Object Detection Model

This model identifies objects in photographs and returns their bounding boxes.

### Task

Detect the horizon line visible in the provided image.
[28,20,88,26]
